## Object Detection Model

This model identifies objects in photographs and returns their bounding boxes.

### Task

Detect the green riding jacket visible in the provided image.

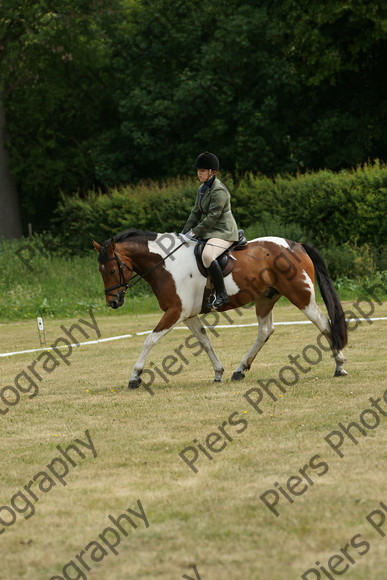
[182,178,239,241]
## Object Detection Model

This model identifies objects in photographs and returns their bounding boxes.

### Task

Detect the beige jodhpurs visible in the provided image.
[202,238,233,269]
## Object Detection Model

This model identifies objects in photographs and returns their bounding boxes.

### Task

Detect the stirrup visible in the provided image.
[212,292,229,310]
[207,292,216,310]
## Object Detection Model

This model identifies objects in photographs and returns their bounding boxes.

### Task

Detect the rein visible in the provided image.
[104,242,186,296]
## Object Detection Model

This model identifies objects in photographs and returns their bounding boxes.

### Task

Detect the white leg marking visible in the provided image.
[302,293,347,376]
[129,327,176,387]
[233,311,275,377]
[185,316,224,382]
[300,272,331,334]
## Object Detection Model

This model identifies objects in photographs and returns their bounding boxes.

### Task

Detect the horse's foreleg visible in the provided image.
[129,309,181,389]
[185,316,224,382]
[232,310,275,380]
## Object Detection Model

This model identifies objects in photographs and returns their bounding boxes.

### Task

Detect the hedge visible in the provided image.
[232,160,386,247]
[52,177,196,251]
[52,161,386,276]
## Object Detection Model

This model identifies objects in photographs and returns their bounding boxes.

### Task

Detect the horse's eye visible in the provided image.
[110,269,116,275]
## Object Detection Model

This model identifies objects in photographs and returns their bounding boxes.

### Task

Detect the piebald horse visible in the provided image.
[93,229,347,389]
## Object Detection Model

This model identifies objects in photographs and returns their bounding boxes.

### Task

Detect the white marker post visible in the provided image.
[37,317,46,347]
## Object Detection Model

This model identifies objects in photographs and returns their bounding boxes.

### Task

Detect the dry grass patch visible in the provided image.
[0,302,386,579]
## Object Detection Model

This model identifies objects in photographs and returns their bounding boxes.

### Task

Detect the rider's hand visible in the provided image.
[178,230,195,244]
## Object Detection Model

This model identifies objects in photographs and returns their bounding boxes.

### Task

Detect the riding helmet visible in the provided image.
[193,151,219,171]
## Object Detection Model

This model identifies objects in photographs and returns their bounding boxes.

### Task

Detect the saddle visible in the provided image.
[194,229,248,278]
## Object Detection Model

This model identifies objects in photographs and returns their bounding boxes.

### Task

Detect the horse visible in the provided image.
[92,229,348,389]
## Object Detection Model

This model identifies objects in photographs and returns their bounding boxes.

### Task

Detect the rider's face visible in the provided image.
[197,169,214,182]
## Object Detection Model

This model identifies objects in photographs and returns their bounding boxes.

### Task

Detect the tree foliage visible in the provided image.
[1,0,122,227]
[90,0,387,184]
[271,0,387,169]
[1,0,386,232]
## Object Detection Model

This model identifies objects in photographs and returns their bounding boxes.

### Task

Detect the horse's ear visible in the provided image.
[92,240,102,253]
[110,238,116,251]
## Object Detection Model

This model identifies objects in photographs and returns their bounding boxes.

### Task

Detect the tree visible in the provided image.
[2,0,386,238]
[94,0,387,182]
[0,0,121,237]
[92,0,288,181]
[269,0,387,169]
[0,101,22,238]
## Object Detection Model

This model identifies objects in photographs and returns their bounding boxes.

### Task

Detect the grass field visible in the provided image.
[0,300,386,580]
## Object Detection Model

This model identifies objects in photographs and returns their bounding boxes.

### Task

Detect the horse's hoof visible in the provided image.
[333,369,348,377]
[231,371,245,381]
[128,377,142,389]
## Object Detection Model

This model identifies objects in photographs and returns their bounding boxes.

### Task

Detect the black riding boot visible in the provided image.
[207,259,229,310]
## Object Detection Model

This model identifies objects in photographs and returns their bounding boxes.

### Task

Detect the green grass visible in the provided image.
[0,237,157,321]
[0,302,386,579]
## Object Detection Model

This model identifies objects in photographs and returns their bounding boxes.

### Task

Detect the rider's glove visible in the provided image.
[178,230,195,244]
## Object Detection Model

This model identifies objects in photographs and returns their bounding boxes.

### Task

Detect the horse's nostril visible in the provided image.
[110,300,118,309]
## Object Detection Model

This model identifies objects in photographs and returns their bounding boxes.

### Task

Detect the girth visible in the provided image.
[194,229,248,278]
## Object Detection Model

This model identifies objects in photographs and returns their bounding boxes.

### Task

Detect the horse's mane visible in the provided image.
[98,228,158,263]
[113,228,158,244]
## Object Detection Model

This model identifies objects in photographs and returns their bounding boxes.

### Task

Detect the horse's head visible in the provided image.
[92,239,134,309]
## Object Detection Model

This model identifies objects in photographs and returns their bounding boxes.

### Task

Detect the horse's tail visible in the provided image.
[301,243,348,350]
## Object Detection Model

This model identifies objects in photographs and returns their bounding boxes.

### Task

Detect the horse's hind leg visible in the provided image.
[232,304,275,381]
[302,296,347,377]
[185,316,224,382]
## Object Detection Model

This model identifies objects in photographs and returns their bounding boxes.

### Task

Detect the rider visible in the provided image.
[179,151,239,309]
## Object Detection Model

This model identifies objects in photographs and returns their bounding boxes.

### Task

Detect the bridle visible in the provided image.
[103,244,184,298]
[103,252,135,298]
